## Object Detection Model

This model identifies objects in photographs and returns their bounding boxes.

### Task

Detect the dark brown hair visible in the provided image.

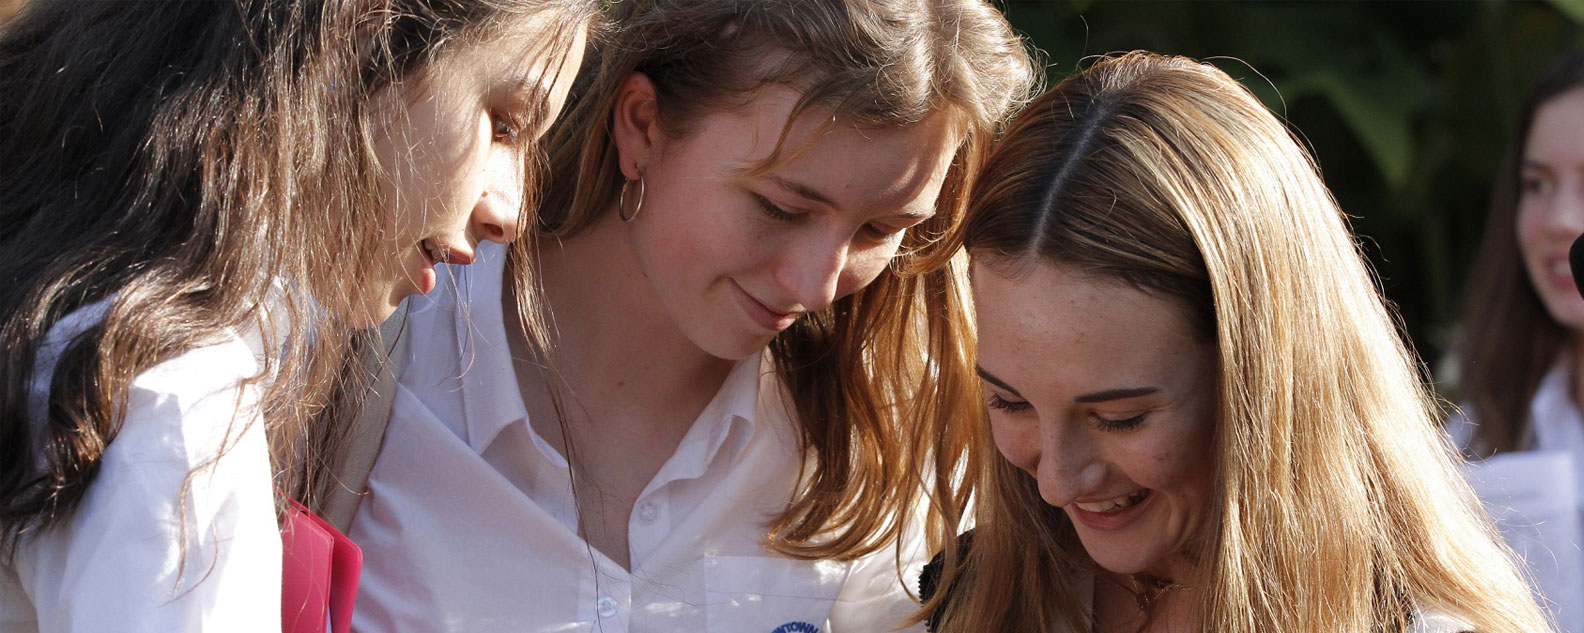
[1458,48,1584,456]
[0,0,593,557]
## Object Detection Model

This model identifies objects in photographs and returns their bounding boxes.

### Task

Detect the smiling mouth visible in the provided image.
[731,282,801,332]
[1074,489,1151,514]
[419,238,474,266]
[420,239,442,266]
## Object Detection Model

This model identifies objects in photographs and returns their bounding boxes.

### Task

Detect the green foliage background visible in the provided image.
[1004,0,1582,376]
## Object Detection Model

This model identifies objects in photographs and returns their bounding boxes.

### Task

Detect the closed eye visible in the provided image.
[754,194,801,222]
[1092,413,1145,432]
[987,392,1032,414]
[862,222,904,240]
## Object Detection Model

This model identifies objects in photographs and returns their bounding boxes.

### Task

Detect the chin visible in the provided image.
[694,330,776,362]
[345,285,403,328]
[1078,537,1164,576]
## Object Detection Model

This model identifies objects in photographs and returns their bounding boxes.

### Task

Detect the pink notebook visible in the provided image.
[281,498,362,633]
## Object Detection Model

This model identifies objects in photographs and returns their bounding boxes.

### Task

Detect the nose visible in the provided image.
[773,234,848,313]
[1033,423,1106,508]
[469,188,522,244]
[1546,182,1584,235]
[470,151,525,244]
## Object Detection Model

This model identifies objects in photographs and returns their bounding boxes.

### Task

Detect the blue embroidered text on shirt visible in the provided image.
[771,622,819,633]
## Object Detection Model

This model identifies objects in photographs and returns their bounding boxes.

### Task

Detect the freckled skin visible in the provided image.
[973,261,1218,580]
[611,80,961,360]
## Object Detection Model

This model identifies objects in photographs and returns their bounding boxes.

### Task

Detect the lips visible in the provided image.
[1067,489,1153,531]
[421,238,474,266]
[1075,489,1150,513]
[1548,257,1574,284]
[730,282,800,332]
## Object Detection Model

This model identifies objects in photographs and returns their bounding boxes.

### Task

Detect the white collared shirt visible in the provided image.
[349,242,927,633]
[0,302,282,632]
[1452,355,1584,632]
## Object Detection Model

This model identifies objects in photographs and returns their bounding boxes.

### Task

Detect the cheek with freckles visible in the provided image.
[989,420,1037,474]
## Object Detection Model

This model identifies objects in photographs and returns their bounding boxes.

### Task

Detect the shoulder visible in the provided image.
[1408,608,1475,633]
[12,320,279,627]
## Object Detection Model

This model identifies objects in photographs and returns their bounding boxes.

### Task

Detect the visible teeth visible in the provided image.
[421,239,443,265]
[1075,489,1149,513]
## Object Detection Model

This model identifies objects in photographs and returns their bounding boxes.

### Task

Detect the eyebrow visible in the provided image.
[975,366,1024,399]
[977,366,1160,403]
[768,175,835,207]
[767,175,935,221]
[1074,387,1160,403]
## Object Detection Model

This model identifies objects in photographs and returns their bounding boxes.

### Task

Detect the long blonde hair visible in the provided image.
[528,0,1037,560]
[930,52,1552,633]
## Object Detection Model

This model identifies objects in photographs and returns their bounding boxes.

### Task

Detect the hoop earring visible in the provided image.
[618,176,645,223]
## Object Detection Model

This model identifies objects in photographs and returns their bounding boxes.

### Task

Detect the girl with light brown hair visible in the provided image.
[920,52,1553,633]
[342,0,1036,630]
[0,0,592,628]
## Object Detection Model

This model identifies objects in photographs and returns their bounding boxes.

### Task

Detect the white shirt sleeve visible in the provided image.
[7,338,282,633]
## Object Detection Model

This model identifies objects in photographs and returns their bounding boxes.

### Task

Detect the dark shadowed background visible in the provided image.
[1004,0,1583,389]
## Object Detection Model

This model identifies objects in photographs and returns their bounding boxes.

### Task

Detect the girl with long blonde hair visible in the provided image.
[922,52,1553,633]
[343,0,1035,630]
[0,0,592,628]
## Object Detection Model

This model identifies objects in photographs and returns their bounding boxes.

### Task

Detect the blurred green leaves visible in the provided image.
[1003,0,1581,365]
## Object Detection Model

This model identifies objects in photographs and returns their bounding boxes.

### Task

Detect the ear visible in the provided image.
[611,72,662,181]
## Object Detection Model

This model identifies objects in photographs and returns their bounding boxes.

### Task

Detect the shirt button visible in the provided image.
[636,501,659,525]
[596,596,618,618]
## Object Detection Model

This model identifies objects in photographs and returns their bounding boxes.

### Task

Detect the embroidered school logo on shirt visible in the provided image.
[771,622,819,633]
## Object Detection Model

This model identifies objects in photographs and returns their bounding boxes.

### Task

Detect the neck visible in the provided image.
[1094,570,1199,633]
[514,210,736,436]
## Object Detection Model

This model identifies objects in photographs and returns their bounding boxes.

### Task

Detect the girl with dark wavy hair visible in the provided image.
[0,0,591,628]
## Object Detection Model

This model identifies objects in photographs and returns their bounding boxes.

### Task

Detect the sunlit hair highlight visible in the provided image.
[928,52,1554,633]
[0,0,593,559]
[529,0,1038,561]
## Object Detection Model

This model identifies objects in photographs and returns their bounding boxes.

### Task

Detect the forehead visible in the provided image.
[1526,87,1584,166]
[435,13,583,80]
[971,260,1210,393]
[681,84,961,217]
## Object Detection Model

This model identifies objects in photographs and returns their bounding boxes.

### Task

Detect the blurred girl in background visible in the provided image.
[1452,47,1584,632]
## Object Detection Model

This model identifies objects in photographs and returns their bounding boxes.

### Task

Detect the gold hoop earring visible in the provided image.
[619,175,645,223]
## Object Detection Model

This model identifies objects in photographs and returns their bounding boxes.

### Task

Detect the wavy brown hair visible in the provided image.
[927,52,1553,633]
[530,0,1037,561]
[1458,48,1584,457]
[0,0,593,558]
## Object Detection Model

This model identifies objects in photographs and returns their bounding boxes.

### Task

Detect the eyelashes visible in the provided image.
[985,392,1147,432]
[490,109,524,144]
[987,392,1032,413]
[753,194,799,222]
[753,193,911,246]
[1092,413,1145,432]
